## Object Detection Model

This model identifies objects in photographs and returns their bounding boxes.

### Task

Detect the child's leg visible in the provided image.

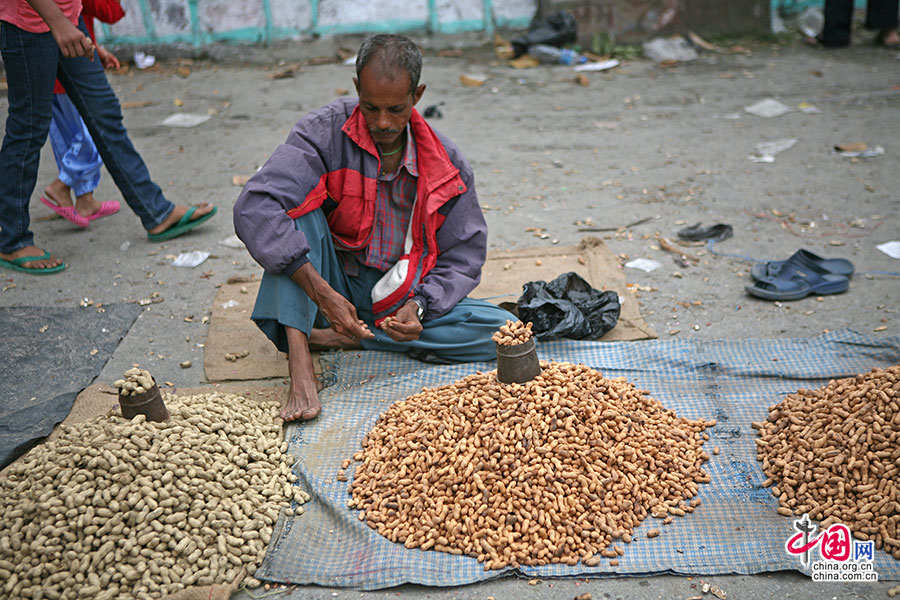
[55,18,174,231]
[48,93,102,199]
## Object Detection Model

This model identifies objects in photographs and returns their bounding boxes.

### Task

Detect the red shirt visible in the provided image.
[0,0,82,34]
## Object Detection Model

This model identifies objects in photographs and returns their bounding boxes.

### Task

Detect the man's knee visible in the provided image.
[458,298,517,327]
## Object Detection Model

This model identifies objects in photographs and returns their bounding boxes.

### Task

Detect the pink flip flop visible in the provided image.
[40,197,89,228]
[86,200,120,222]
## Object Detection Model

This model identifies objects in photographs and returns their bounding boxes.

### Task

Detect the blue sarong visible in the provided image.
[251,209,515,362]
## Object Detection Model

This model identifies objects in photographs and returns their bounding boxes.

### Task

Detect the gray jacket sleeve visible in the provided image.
[233,113,333,277]
[413,165,487,320]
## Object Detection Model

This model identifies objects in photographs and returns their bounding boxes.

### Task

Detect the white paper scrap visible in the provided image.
[172,251,210,268]
[838,145,885,158]
[876,241,900,259]
[744,98,792,118]
[625,258,661,273]
[574,59,620,72]
[134,51,155,69]
[749,138,797,163]
[218,234,246,249]
[162,113,212,128]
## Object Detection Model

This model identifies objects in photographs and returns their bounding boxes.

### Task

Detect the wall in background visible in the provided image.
[98,0,537,45]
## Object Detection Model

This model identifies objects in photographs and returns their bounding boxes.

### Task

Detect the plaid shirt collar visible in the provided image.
[398,124,418,177]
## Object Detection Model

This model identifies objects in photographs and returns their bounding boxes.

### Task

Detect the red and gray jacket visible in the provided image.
[233,98,487,323]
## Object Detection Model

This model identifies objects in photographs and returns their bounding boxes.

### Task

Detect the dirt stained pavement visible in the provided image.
[1,32,898,600]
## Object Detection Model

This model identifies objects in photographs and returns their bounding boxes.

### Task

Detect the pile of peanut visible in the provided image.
[755,364,900,560]
[347,361,713,569]
[492,319,533,346]
[114,367,155,396]
[0,392,309,600]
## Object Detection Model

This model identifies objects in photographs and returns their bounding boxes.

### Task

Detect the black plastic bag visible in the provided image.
[511,11,578,57]
[517,272,620,340]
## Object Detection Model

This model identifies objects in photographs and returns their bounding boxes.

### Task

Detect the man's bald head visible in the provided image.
[355,34,422,96]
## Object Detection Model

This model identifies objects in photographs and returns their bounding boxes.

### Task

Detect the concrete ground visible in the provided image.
[1,31,898,600]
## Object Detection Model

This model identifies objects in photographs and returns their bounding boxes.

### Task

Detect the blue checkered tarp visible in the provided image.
[254,329,900,589]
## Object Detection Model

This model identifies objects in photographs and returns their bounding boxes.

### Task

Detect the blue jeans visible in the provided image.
[252,209,515,363]
[0,18,173,254]
[49,93,102,198]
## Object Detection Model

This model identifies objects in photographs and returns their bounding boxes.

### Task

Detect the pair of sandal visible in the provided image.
[745,249,854,301]
[43,196,216,241]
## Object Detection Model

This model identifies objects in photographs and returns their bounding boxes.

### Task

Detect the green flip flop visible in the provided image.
[0,250,67,275]
[147,205,218,242]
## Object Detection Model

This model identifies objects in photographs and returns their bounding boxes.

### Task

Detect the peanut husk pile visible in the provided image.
[0,391,308,600]
[755,364,900,560]
[347,360,714,569]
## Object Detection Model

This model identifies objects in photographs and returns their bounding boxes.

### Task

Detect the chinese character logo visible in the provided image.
[785,514,819,567]
[818,524,851,561]
[785,514,879,583]
[785,514,869,566]
[854,540,874,561]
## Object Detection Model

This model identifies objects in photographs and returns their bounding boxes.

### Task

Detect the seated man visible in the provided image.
[234,34,514,422]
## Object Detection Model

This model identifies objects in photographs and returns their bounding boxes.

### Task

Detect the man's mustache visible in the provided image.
[371,128,401,135]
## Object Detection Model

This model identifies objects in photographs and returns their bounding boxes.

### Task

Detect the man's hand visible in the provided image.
[291,262,374,341]
[97,46,120,70]
[317,288,374,341]
[380,301,423,342]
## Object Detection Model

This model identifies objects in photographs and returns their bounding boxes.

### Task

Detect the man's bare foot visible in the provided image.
[283,378,322,421]
[284,326,327,422]
[147,203,216,235]
[0,246,64,270]
[309,327,364,350]
[880,28,899,47]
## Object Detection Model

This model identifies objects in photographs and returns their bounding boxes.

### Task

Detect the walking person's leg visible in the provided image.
[44,92,116,221]
[865,0,899,45]
[0,22,66,272]
[54,18,215,239]
[820,0,854,46]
